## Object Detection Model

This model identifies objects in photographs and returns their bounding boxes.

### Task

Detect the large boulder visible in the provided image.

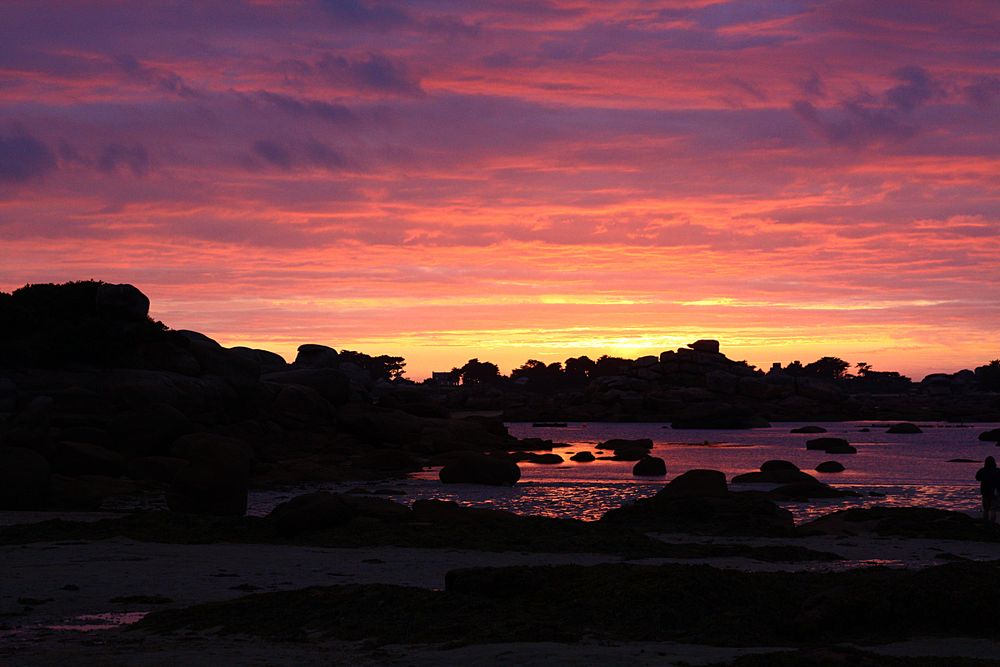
[632,455,666,476]
[815,460,845,473]
[0,446,51,509]
[294,344,339,368]
[688,339,720,354]
[760,460,799,472]
[95,283,150,321]
[110,402,195,457]
[53,441,125,477]
[977,429,1000,442]
[570,451,595,462]
[269,492,354,538]
[125,456,189,483]
[166,433,252,516]
[439,452,520,486]
[602,470,793,537]
[263,368,350,406]
[659,469,729,499]
[599,438,653,461]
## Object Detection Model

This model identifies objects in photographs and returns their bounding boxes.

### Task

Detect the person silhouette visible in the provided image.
[975,456,999,522]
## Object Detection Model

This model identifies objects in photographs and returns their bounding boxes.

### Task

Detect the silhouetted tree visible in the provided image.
[564,355,596,383]
[458,358,501,385]
[802,356,851,381]
[975,360,1000,391]
[338,350,406,381]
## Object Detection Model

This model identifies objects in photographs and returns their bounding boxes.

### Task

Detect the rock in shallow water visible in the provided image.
[632,455,666,476]
[439,452,520,486]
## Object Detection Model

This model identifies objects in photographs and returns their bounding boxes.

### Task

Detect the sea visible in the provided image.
[248,421,1000,524]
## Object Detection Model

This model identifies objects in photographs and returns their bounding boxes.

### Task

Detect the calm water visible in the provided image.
[248,421,1000,524]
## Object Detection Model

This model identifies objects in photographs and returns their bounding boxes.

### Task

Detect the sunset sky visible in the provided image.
[2,1,999,380]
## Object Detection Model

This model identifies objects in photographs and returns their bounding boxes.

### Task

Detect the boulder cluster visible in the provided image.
[0,281,516,514]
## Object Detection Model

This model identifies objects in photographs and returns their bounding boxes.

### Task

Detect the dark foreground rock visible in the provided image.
[135,560,1000,646]
[601,469,794,536]
[815,460,845,473]
[0,446,51,509]
[979,428,1000,442]
[799,506,1000,541]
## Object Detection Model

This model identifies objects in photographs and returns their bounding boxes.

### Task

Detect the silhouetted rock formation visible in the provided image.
[815,460,845,473]
[632,455,666,476]
[887,422,922,434]
[438,452,521,486]
[601,469,794,536]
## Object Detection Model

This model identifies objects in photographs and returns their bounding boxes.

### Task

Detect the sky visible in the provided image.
[1,0,999,380]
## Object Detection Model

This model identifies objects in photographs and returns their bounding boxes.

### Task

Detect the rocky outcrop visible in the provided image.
[601,469,794,536]
[0,446,51,509]
[570,451,595,462]
[978,428,1000,442]
[439,452,521,486]
[166,433,252,516]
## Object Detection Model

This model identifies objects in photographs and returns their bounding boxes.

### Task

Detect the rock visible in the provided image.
[526,453,564,464]
[760,460,799,473]
[815,460,845,473]
[887,422,922,434]
[790,425,827,434]
[110,403,195,457]
[732,469,818,484]
[53,441,125,477]
[125,456,189,483]
[439,452,520,486]
[270,492,354,538]
[602,471,793,537]
[600,438,653,461]
[659,469,728,499]
[0,446,51,509]
[705,371,739,394]
[0,377,16,413]
[806,437,857,454]
[977,428,1000,442]
[49,474,139,510]
[231,347,288,373]
[269,383,335,428]
[167,433,252,516]
[263,368,350,406]
[570,451,595,462]
[688,339,720,354]
[632,455,666,476]
[95,283,150,321]
[798,506,1000,541]
[293,344,339,368]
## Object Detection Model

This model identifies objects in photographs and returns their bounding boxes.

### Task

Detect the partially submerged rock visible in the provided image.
[815,460,845,473]
[601,469,794,536]
[886,422,922,434]
[439,452,520,486]
[632,455,666,476]
[790,425,827,434]
[805,437,857,454]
